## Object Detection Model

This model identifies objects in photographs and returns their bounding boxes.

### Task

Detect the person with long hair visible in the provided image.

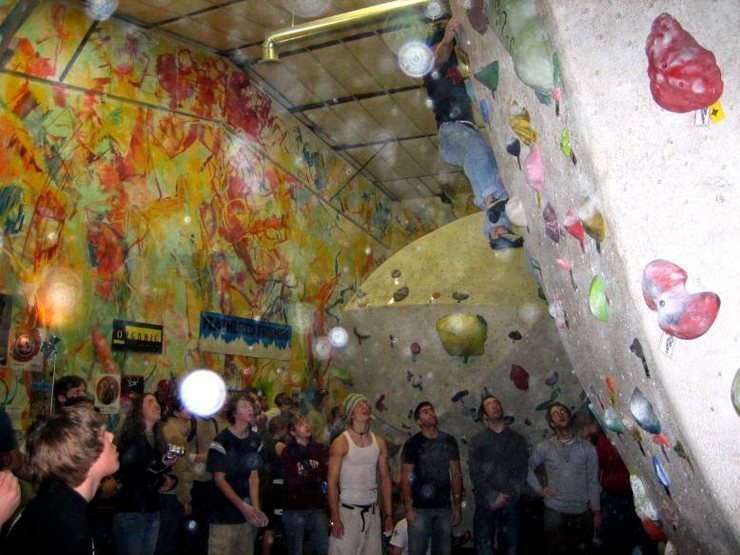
[112,393,176,555]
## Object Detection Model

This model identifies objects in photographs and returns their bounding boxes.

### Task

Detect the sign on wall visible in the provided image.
[111,320,164,353]
[94,373,121,415]
[198,311,291,361]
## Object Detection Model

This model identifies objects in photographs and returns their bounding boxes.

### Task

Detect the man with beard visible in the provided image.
[468,395,528,555]
[528,402,601,554]
[400,402,463,555]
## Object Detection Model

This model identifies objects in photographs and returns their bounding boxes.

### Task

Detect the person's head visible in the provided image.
[413,401,437,429]
[269,414,289,441]
[26,406,118,490]
[121,393,162,436]
[312,389,329,410]
[329,405,344,422]
[63,395,98,412]
[54,375,87,408]
[274,392,294,414]
[225,394,255,426]
[478,395,504,421]
[246,391,262,415]
[546,402,572,431]
[289,414,312,444]
[343,393,370,424]
[169,396,192,420]
[575,408,601,441]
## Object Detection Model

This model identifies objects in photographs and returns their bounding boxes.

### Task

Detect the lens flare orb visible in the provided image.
[398,41,434,78]
[179,369,227,417]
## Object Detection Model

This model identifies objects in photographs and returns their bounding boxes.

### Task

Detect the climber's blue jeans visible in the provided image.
[438,121,513,237]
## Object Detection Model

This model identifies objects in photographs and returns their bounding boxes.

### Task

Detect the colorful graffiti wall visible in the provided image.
[0,1,404,424]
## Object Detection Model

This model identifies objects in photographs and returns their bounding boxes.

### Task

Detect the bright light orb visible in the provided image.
[85,0,118,21]
[179,369,227,417]
[313,337,332,360]
[425,1,445,20]
[328,326,348,348]
[398,41,434,78]
[282,0,330,19]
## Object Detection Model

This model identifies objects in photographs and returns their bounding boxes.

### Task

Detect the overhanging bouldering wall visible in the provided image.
[454,0,738,551]
[337,212,582,531]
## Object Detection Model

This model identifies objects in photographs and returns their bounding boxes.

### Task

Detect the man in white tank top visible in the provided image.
[327,393,393,554]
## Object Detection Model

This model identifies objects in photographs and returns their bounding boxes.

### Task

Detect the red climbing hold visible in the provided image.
[646,13,723,112]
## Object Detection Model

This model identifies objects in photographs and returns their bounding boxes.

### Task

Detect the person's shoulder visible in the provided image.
[505,426,527,441]
[329,431,349,456]
[439,430,458,443]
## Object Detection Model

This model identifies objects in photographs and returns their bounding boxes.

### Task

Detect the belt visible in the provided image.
[341,503,374,510]
[341,503,375,532]
[440,120,477,130]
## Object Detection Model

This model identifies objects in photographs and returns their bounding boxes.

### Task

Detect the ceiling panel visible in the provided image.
[310,43,382,97]
[279,54,351,101]
[250,62,322,107]
[360,95,423,140]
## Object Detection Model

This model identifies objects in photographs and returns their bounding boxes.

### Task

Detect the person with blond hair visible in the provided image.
[5,405,119,554]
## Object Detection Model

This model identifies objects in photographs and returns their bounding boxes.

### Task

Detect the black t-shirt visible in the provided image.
[207,428,263,524]
[5,485,94,555]
[423,54,474,128]
[401,431,460,509]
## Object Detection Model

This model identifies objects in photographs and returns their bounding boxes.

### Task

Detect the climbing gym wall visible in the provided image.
[455,0,738,551]
[337,212,582,534]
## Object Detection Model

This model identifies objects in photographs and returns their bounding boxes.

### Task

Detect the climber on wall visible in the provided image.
[423,18,523,250]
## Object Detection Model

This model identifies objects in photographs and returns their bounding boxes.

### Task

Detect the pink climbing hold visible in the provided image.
[642,259,720,340]
[563,209,586,252]
[524,144,544,194]
[646,13,724,113]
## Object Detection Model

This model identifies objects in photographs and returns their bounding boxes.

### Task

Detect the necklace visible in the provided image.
[553,437,575,463]
[351,425,368,436]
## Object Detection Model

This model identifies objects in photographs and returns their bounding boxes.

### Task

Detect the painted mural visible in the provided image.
[0,1,397,425]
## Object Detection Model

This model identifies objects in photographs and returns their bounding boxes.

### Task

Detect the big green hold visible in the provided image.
[436,313,488,361]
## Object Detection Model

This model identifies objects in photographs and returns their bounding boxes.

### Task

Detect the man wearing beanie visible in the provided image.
[327,393,393,554]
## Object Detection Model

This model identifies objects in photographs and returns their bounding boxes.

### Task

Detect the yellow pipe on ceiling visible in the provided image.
[261,0,433,63]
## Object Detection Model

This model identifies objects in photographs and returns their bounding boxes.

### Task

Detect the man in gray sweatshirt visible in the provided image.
[468,395,529,555]
[527,402,601,554]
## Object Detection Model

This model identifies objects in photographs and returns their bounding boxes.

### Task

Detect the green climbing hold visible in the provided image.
[474,61,499,92]
[589,275,610,322]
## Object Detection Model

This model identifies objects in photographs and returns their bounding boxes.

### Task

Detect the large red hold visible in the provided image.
[645,13,723,112]
[642,259,720,340]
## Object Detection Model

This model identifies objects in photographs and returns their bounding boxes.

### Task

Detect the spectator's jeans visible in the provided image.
[208,522,255,555]
[438,121,513,237]
[543,507,594,555]
[408,507,452,555]
[156,493,185,555]
[112,511,160,555]
[283,509,329,555]
[474,499,520,555]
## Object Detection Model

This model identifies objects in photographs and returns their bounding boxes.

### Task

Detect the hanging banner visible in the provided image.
[111,320,164,353]
[198,311,291,360]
